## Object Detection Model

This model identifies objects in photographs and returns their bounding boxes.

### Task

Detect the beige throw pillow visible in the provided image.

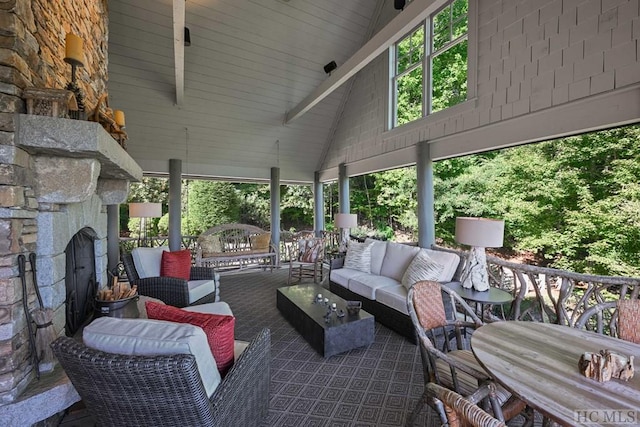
[199,234,222,257]
[250,233,271,252]
[401,250,444,290]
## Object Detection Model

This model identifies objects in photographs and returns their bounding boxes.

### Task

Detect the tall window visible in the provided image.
[391,0,468,127]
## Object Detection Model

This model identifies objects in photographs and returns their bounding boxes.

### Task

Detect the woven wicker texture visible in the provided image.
[413,280,447,330]
[52,328,270,427]
[427,383,507,427]
[618,299,640,344]
[123,253,217,307]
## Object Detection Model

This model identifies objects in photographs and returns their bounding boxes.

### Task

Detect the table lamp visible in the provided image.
[129,203,162,247]
[335,213,357,253]
[455,217,504,291]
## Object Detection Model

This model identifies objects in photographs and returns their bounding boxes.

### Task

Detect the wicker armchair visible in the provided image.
[426,382,507,427]
[51,328,271,427]
[406,280,526,426]
[122,252,218,307]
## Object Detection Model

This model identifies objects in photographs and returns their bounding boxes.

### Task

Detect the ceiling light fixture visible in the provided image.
[394,0,406,10]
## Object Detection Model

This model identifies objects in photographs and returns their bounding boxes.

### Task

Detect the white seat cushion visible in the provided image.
[348,273,399,300]
[188,279,217,304]
[375,284,409,315]
[330,267,366,287]
[83,317,221,398]
[184,301,233,316]
[131,246,169,278]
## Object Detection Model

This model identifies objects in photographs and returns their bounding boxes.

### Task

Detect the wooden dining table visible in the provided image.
[471,321,640,427]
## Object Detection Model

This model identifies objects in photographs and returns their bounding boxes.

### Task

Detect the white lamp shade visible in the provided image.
[129,202,162,218]
[335,213,357,229]
[455,217,504,248]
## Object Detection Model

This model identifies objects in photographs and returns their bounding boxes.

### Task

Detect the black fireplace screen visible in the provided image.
[65,227,98,336]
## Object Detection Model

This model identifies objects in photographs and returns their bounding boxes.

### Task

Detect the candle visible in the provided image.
[114,110,126,127]
[65,33,84,64]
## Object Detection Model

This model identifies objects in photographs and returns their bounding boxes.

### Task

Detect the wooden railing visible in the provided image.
[433,245,640,336]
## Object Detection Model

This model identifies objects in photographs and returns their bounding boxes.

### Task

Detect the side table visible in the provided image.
[443,282,513,320]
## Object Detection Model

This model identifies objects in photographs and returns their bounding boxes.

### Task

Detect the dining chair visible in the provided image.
[425,382,507,427]
[617,299,640,344]
[287,235,325,284]
[406,280,526,426]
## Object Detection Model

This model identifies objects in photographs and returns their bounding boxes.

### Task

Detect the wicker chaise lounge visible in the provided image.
[51,328,271,427]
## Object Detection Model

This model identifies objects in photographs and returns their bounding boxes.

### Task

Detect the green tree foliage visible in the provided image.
[281,185,314,229]
[187,180,240,234]
[431,125,640,276]
[236,183,270,229]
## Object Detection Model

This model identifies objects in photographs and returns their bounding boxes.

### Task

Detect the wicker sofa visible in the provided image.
[51,327,271,427]
[329,240,461,343]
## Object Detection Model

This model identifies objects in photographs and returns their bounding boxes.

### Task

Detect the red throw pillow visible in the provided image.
[145,301,236,376]
[160,250,191,280]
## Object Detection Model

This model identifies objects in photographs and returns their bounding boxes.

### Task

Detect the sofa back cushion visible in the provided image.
[131,246,169,278]
[83,317,221,398]
[365,238,387,276]
[422,248,461,282]
[379,243,420,282]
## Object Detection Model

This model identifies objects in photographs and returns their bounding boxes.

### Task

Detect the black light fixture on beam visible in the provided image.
[323,60,337,75]
[184,27,191,46]
[394,0,406,10]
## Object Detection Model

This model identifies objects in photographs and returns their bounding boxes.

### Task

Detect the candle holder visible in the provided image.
[64,34,86,120]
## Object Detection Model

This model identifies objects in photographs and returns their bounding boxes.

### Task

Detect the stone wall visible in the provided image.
[0,0,109,404]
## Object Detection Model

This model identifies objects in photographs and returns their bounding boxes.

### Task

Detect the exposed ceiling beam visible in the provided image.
[284,0,441,124]
[173,0,185,106]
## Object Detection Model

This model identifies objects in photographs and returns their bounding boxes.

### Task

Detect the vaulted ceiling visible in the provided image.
[108,0,393,183]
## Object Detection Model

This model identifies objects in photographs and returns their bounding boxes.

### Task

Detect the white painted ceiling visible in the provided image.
[107,0,390,183]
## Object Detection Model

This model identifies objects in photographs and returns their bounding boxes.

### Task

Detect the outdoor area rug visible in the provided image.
[221,268,436,427]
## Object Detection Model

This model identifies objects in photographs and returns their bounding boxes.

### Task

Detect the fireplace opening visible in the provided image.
[65,227,98,336]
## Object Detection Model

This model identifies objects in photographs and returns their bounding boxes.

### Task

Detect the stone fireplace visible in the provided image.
[0,0,139,423]
[0,113,142,424]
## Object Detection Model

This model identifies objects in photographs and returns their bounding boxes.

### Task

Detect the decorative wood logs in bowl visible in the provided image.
[579,349,634,382]
[97,277,137,301]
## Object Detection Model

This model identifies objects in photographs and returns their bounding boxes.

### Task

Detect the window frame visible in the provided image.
[389,0,470,129]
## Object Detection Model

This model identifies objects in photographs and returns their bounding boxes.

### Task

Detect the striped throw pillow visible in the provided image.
[402,250,444,289]
[344,240,373,273]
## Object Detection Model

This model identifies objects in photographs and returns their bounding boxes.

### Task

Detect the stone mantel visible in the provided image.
[16,114,143,182]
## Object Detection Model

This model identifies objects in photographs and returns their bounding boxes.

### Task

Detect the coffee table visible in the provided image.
[276,284,374,358]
